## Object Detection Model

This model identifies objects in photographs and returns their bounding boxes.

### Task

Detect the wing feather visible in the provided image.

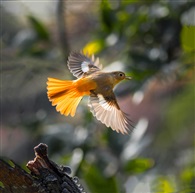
[67,52,102,78]
[88,93,133,134]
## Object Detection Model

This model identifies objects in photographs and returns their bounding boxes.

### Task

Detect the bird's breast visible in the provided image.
[88,72,115,95]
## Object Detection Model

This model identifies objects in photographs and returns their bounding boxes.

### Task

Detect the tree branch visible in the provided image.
[0,143,86,193]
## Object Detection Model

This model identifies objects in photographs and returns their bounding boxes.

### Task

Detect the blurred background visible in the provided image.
[1,0,195,192]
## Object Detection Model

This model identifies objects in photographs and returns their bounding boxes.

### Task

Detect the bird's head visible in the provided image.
[112,71,131,85]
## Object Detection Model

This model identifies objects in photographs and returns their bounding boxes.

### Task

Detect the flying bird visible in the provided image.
[47,52,133,134]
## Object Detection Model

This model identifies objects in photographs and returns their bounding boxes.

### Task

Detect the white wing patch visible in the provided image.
[81,61,90,72]
[88,94,131,134]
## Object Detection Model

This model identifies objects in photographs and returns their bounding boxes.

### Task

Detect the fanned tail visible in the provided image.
[47,78,83,117]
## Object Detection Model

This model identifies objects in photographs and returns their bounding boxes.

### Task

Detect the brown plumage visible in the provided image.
[47,52,133,134]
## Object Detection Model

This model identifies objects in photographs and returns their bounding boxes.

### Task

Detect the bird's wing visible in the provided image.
[67,52,102,78]
[88,92,133,134]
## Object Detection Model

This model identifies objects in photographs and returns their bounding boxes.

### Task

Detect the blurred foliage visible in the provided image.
[1,0,195,193]
[152,176,175,193]
[83,163,120,193]
[28,15,50,41]
[124,157,154,174]
[83,39,105,56]
[181,26,195,53]
[19,15,52,57]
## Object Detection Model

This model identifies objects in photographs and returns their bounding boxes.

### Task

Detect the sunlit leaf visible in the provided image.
[181,26,195,52]
[83,39,105,55]
[152,176,175,193]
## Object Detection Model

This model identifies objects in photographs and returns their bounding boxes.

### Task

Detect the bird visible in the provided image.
[47,51,133,134]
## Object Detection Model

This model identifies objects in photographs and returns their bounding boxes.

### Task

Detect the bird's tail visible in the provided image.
[47,78,83,117]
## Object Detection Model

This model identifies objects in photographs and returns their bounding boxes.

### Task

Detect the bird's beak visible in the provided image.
[125,76,132,80]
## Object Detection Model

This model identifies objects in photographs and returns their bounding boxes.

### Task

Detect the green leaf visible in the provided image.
[181,26,195,52]
[100,0,116,32]
[124,158,154,174]
[28,15,50,41]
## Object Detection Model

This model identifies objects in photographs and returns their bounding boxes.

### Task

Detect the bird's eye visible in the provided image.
[119,73,123,77]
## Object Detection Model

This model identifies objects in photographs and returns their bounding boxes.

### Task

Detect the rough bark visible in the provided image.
[0,143,86,193]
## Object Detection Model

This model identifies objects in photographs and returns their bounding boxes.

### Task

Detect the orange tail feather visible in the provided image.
[47,78,83,117]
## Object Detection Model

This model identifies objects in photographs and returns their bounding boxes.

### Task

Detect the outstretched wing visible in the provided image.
[88,92,133,134]
[67,52,102,78]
